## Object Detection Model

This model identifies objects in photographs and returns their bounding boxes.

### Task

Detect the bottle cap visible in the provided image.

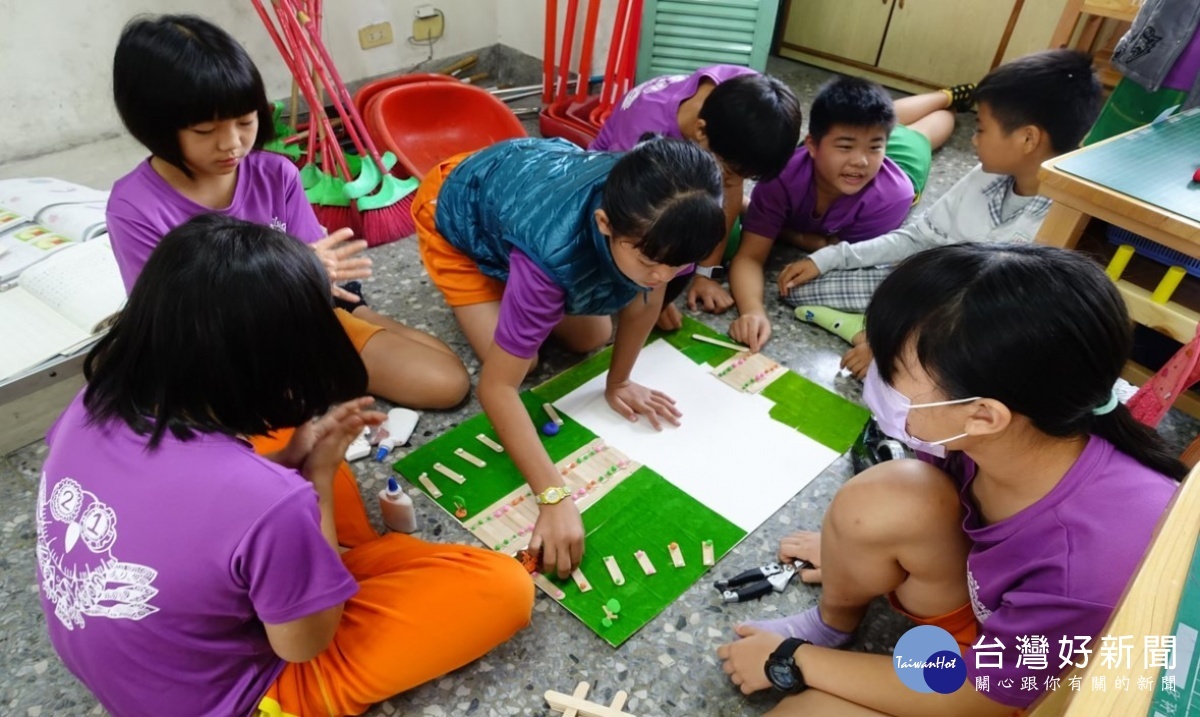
[386,477,401,495]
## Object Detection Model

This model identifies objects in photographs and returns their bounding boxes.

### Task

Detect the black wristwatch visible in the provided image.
[694,264,727,281]
[765,637,810,694]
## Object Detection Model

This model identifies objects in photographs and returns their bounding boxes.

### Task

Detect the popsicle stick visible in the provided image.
[476,433,504,452]
[691,333,747,351]
[571,568,593,593]
[668,542,686,568]
[417,472,442,498]
[455,447,487,467]
[603,555,626,586]
[433,462,466,484]
[543,402,565,426]
[702,539,715,567]
[634,549,656,575]
[532,572,566,600]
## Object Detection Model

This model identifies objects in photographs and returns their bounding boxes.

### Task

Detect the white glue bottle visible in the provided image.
[378,477,417,533]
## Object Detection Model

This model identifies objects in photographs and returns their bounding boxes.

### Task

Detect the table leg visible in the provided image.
[1035,203,1091,249]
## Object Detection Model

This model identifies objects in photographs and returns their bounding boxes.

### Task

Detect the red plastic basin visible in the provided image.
[367,81,527,178]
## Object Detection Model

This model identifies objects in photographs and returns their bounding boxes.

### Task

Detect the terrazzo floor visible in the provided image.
[2,56,1196,717]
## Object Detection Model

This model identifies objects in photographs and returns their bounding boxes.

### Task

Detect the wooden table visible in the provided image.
[1035,115,1200,416]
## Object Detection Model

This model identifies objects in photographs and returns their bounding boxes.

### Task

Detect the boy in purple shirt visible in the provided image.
[730,76,954,351]
[717,243,1183,716]
[591,65,802,328]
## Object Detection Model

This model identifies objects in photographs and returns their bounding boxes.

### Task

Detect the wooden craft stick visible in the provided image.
[691,333,746,351]
[454,447,487,467]
[543,402,565,426]
[532,572,566,600]
[668,542,686,568]
[603,555,626,586]
[476,433,504,452]
[433,462,466,484]
[417,472,442,498]
[634,549,656,575]
[571,568,593,593]
[702,539,715,567]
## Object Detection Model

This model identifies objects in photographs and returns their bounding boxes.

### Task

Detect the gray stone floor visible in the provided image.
[2,56,1197,717]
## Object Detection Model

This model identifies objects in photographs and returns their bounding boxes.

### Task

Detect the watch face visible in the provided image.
[766,660,798,691]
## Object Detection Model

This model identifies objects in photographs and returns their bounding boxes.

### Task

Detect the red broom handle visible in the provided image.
[598,0,629,111]
[274,0,378,172]
[617,0,643,98]
[543,0,557,105]
[574,0,601,100]
[282,0,390,173]
[556,0,579,101]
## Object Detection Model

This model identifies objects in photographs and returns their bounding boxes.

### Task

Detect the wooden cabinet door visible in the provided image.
[780,0,895,66]
[877,0,1017,87]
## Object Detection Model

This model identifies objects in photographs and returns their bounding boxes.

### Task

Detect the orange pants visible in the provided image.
[249,431,535,717]
[887,593,979,654]
[334,307,385,353]
[412,153,507,308]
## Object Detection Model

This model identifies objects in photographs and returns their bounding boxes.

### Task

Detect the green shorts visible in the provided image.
[886,124,933,201]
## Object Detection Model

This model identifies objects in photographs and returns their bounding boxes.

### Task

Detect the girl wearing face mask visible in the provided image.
[717,243,1185,716]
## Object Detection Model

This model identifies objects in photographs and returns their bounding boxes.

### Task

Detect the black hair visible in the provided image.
[698,74,802,181]
[602,136,725,267]
[866,243,1185,481]
[113,14,275,178]
[973,49,1102,153]
[808,76,896,144]
[84,214,366,449]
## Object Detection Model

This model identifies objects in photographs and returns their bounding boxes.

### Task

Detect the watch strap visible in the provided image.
[535,485,570,505]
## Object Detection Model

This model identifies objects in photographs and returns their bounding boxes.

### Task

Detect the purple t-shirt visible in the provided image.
[743,146,913,244]
[496,249,567,359]
[106,150,324,291]
[589,65,758,151]
[937,436,1175,708]
[36,393,357,717]
[1164,29,1200,90]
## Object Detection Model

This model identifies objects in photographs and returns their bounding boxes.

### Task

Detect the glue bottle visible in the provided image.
[378,477,417,533]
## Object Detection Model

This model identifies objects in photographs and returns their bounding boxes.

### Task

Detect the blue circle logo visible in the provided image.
[892,625,967,694]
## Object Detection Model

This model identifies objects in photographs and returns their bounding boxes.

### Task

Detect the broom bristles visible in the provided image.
[359,193,416,247]
[312,203,363,238]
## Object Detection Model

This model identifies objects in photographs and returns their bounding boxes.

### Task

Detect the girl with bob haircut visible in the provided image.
[413,135,726,578]
[718,242,1184,716]
[106,13,469,409]
[35,215,533,717]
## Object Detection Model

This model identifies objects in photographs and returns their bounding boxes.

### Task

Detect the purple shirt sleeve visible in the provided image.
[743,176,793,240]
[494,250,566,359]
[106,196,169,292]
[233,487,358,625]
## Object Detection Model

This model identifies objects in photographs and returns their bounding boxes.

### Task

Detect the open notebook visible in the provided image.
[0,237,125,383]
[0,177,109,283]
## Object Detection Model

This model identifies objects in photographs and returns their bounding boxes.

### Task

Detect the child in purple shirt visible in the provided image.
[717,243,1184,715]
[591,65,802,328]
[106,14,468,410]
[37,215,532,717]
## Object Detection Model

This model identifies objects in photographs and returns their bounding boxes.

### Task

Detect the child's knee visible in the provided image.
[559,318,613,354]
[426,359,471,409]
[472,550,535,635]
[826,459,960,539]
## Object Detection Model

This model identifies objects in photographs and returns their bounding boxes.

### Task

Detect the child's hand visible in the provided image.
[778,531,822,584]
[777,258,820,295]
[298,398,385,485]
[687,275,735,314]
[605,380,682,431]
[716,624,786,695]
[841,342,873,381]
[528,500,585,578]
[656,302,683,332]
[728,313,771,353]
[313,229,372,288]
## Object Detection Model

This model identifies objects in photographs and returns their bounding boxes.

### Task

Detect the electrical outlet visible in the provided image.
[358,22,394,50]
[413,12,444,42]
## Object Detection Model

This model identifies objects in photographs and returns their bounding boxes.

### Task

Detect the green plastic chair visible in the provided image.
[635,0,780,83]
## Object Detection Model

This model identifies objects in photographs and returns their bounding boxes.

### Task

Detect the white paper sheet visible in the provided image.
[553,340,840,532]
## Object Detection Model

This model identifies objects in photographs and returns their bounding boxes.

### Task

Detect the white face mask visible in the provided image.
[862,362,980,458]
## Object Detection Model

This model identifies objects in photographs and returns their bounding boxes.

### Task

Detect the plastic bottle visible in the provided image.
[378,477,417,533]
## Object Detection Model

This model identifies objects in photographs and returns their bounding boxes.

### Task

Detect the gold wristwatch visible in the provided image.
[535,485,571,505]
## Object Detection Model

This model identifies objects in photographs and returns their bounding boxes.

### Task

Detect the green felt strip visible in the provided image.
[657,315,743,367]
[763,372,870,453]
[393,392,597,517]
[548,466,746,646]
[532,347,615,403]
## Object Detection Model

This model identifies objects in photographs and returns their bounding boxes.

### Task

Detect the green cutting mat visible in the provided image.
[1147,542,1200,716]
[394,316,868,646]
[1057,107,1200,223]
